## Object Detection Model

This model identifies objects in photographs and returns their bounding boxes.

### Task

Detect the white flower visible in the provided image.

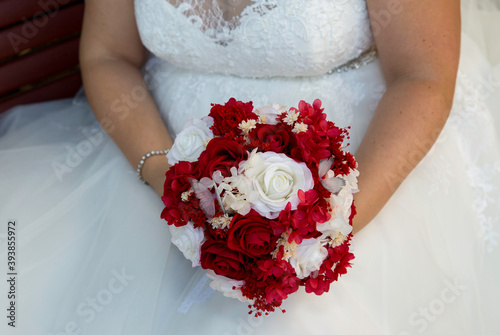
[258,115,268,124]
[181,187,194,202]
[292,122,308,133]
[331,231,348,247]
[289,238,328,279]
[219,167,258,215]
[343,169,360,193]
[169,222,205,267]
[206,270,248,302]
[320,170,345,195]
[222,192,253,215]
[253,104,287,125]
[167,117,213,165]
[317,169,359,239]
[239,150,314,219]
[238,119,257,134]
[272,232,298,262]
[317,204,352,242]
[283,110,299,125]
[210,214,232,230]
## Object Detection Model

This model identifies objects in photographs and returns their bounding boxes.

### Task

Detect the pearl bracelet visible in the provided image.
[136,149,170,185]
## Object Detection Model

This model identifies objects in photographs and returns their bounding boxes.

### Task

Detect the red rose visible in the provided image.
[163,161,199,195]
[248,124,293,154]
[200,238,248,280]
[227,212,279,258]
[198,138,248,178]
[161,161,200,227]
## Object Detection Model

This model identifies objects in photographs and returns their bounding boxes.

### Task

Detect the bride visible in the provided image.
[1,0,499,334]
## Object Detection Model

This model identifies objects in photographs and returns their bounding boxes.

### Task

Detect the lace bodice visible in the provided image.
[135,0,374,77]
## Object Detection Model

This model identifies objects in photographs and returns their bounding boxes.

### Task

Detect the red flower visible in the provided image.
[286,189,324,243]
[257,257,293,280]
[178,198,208,229]
[248,124,293,154]
[304,276,330,295]
[330,242,355,280]
[240,258,299,315]
[270,202,293,235]
[305,242,354,295]
[162,98,357,316]
[296,99,326,124]
[200,238,248,280]
[330,150,357,176]
[161,161,199,227]
[349,201,357,226]
[197,138,248,178]
[209,98,258,137]
[163,161,199,195]
[227,212,279,258]
[265,283,288,304]
[291,131,331,166]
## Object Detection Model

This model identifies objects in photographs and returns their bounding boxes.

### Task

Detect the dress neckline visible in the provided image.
[162,0,278,46]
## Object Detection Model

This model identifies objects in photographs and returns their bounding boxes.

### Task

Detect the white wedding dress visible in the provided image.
[1,0,500,334]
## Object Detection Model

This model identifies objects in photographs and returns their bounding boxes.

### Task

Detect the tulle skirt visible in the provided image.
[1,3,499,335]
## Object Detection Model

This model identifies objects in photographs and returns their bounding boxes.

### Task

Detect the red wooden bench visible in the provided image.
[0,0,84,114]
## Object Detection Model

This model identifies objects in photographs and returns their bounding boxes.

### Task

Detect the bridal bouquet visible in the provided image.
[161,98,358,316]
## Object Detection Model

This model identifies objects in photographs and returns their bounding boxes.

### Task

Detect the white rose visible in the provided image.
[239,150,314,219]
[169,222,205,267]
[167,117,213,165]
[206,270,248,302]
[289,238,328,279]
[254,104,287,124]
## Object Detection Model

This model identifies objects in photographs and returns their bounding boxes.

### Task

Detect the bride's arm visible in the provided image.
[352,0,461,233]
[80,0,171,196]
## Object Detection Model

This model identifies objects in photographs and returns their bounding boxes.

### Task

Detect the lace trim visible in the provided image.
[327,44,378,74]
[167,0,277,44]
[137,0,375,78]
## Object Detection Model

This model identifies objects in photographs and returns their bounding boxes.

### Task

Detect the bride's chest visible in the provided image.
[135,0,374,77]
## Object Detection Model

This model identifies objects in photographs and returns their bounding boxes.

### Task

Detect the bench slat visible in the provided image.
[0,37,80,96]
[0,0,82,28]
[0,2,84,60]
[0,71,82,113]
